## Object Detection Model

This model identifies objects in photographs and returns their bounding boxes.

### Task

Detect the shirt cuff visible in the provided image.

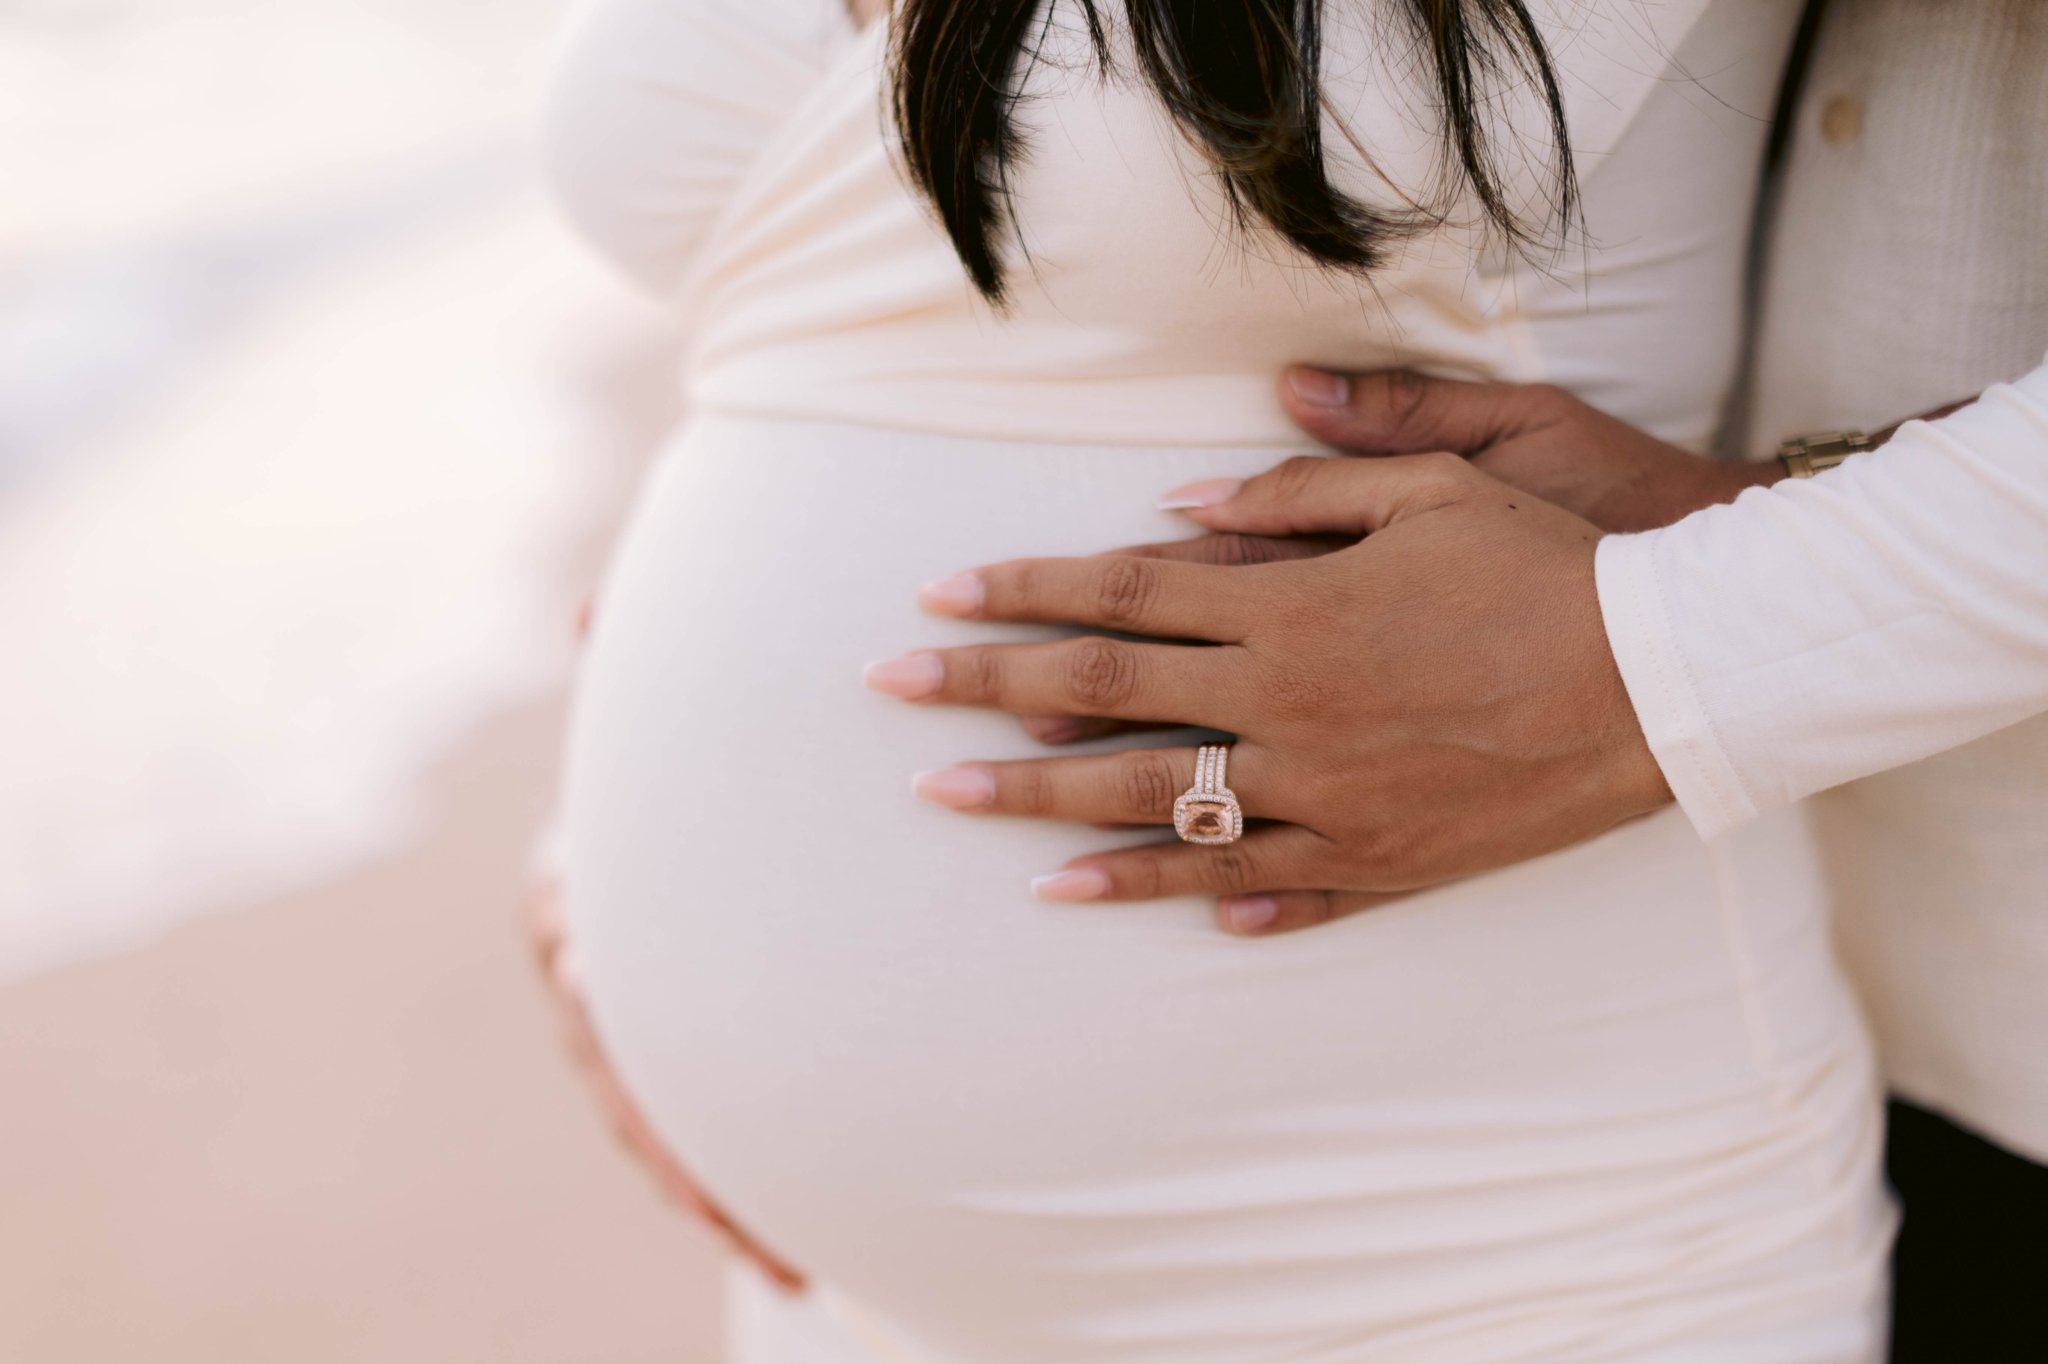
[1594,531,1760,842]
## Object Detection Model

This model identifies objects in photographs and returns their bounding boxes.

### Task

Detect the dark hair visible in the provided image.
[890,0,1577,304]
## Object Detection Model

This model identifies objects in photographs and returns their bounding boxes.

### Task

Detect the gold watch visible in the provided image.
[1777,429,1872,478]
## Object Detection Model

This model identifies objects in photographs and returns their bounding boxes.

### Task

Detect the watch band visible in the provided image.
[1777,429,1872,478]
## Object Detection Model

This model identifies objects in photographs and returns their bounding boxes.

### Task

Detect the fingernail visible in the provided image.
[1030,868,1112,902]
[1223,895,1279,934]
[863,652,944,699]
[1156,477,1244,511]
[918,572,984,617]
[1286,367,1351,408]
[912,764,996,810]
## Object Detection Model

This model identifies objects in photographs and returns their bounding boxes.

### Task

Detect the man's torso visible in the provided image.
[1750,0,2048,1163]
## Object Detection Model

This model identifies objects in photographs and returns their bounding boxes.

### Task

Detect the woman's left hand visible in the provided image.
[867,453,1674,936]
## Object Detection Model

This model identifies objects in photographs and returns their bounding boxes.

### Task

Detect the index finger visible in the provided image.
[920,553,1260,642]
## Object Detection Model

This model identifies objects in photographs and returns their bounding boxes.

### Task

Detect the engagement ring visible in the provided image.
[1174,744,1243,845]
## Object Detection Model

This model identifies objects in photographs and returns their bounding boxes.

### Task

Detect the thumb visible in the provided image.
[1159,452,1483,538]
[1281,368,1566,457]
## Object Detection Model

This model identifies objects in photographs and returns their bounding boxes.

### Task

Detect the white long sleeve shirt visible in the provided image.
[1596,0,2048,1162]
[1599,364,2048,839]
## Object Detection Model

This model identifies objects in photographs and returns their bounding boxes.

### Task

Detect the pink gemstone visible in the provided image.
[1184,801,1230,838]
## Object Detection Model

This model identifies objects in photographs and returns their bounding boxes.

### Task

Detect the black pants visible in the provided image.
[1886,1099,2048,1362]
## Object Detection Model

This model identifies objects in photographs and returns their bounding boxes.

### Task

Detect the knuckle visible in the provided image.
[1091,556,1160,629]
[1118,853,1168,900]
[1259,657,1341,723]
[1117,751,1181,817]
[999,559,1040,611]
[1063,636,1139,711]
[1421,448,1469,479]
[1265,564,1343,632]
[1383,368,1434,430]
[1007,762,1057,816]
[1525,382,1576,419]
[1354,821,1426,885]
[1206,845,1261,891]
[1267,454,1327,502]
[956,646,1006,701]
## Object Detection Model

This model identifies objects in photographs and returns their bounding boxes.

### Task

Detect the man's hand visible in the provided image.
[866,454,1674,935]
[1281,369,1781,533]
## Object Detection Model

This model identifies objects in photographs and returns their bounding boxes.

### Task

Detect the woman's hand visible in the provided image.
[868,453,1673,936]
[526,873,807,1291]
[1008,370,1953,752]
[1002,370,1780,749]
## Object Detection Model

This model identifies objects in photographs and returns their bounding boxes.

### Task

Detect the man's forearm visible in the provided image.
[1598,358,2048,839]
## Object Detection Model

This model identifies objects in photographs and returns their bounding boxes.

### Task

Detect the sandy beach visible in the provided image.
[2,1,738,1355]
[0,696,730,1363]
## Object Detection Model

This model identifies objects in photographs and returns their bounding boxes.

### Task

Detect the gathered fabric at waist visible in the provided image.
[678,286,1539,451]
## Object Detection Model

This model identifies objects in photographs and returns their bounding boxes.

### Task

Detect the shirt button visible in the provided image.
[1819,94,1863,146]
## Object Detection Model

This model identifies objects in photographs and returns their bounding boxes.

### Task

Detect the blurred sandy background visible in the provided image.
[0,1,731,1357]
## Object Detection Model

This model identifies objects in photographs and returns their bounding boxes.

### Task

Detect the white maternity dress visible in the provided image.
[543,1,1894,1359]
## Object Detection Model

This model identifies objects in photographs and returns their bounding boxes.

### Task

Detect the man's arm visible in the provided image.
[1595,358,2048,838]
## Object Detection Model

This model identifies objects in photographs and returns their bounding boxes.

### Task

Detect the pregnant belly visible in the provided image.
[559,416,1884,1363]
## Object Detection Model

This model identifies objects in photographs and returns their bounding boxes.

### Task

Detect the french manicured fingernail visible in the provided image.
[1156,478,1244,511]
[918,572,984,617]
[1223,895,1279,934]
[863,652,943,699]
[1030,868,1112,902]
[912,764,996,810]
[1286,367,1351,408]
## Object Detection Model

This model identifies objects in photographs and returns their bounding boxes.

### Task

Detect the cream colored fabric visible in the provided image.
[1595,0,2048,1162]
[545,1,1893,1359]
[543,0,1795,452]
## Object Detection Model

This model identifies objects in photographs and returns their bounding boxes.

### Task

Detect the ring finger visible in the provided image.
[912,744,1296,827]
